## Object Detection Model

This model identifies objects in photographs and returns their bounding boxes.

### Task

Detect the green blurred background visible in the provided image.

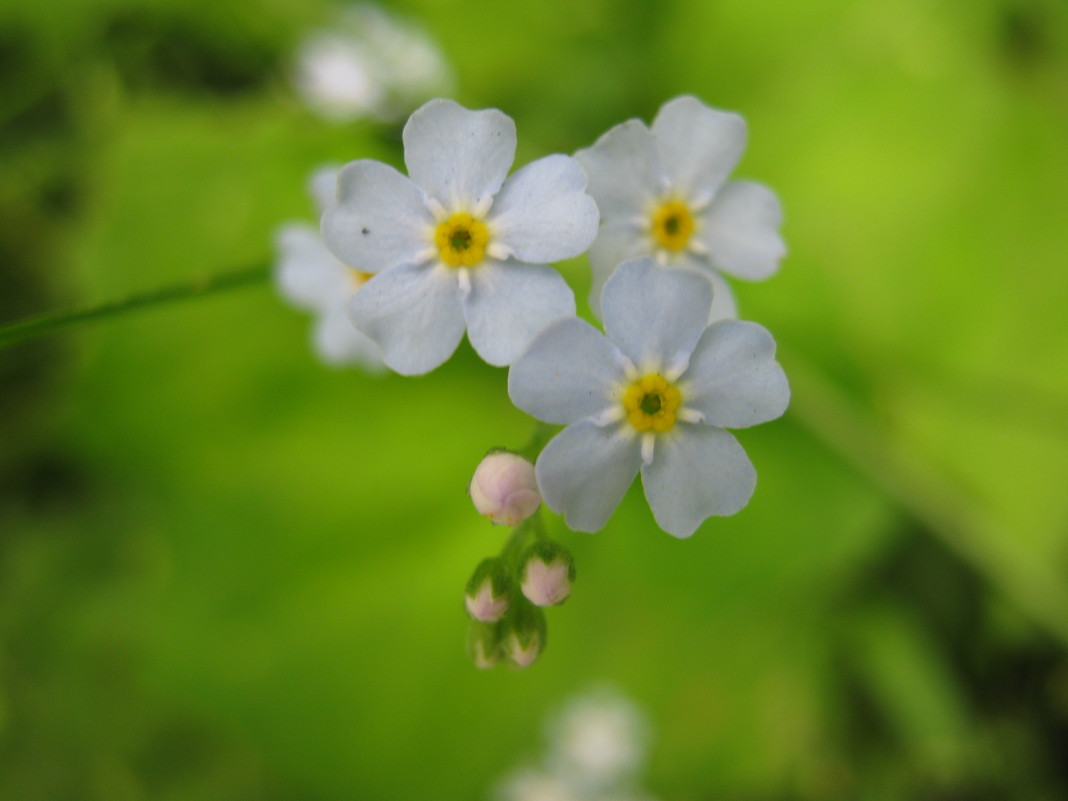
[2,0,1068,798]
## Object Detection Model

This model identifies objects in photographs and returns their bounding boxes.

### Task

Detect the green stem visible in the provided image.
[516,420,556,462]
[0,264,271,351]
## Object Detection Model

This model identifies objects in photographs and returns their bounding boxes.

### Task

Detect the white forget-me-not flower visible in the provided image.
[322,98,600,375]
[275,167,385,371]
[508,258,789,537]
[574,96,785,322]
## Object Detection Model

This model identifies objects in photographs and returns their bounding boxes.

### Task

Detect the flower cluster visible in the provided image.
[274,95,789,665]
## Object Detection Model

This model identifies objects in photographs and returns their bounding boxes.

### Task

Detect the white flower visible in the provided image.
[574,95,785,322]
[274,167,385,371]
[322,98,600,375]
[508,258,789,537]
[293,4,454,123]
[546,688,648,791]
[494,768,580,801]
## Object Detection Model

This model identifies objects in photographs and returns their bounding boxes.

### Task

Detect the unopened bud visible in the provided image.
[467,621,503,669]
[504,600,547,668]
[469,451,540,526]
[464,558,511,622]
[520,541,576,607]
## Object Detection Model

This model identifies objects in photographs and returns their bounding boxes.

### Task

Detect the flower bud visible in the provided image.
[466,621,503,669]
[504,600,547,668]
[469,451,540,526]
[464,558,511,622]
[520,541,576,607]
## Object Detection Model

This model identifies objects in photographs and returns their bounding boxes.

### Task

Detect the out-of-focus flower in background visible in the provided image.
[494,686,658,801]
[293,3,455,123]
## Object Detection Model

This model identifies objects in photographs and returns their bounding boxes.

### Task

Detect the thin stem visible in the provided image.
[0,264,271,351]
[516,420,556,462]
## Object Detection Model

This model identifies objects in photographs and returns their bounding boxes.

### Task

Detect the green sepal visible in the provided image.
[465,557,513,599]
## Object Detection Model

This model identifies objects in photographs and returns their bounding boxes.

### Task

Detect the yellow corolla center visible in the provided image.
[435,212,489,267]
[621,373,682,433]
[347,268,373,291]
[650,199,695,252]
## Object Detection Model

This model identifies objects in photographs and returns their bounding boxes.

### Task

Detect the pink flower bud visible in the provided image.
[507,631,543,668]
[465,577,509,622]
[522,557,573,607]
[469,452,540,526]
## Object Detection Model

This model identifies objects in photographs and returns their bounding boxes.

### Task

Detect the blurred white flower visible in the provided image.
[274,166,385,371]
[493,686,659,801]
[294,4,455,123]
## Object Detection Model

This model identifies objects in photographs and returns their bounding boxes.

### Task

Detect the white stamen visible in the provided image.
[640,434,655,465]
[591,406,625,427]
[678,407,705,424]
[457,268,472,296]
[425,196,448,221]
[486,242,513,261]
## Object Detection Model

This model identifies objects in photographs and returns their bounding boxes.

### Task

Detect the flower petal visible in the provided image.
[313,304,386,372]
[349,262,464,375]
[574,119,662,220]
[586,221,647,319]
[275,223,344,310]
[651,96,747,199]
[403,98,516,210]
[536,421,642,532]
[489,154,600,264]
[673,252,740,322]
[308,165,340,214]
[697,180,785,281]
[641,424,756,537]
[509,318,625,424]
[682,320,789,428]
[601,258,712,371]
[322,159,433,272]
[463,260,576,367]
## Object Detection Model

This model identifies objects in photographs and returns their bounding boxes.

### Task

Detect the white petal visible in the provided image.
[600,258,712,370]
[641,424,756,537]
[697,181,785,281]
[463,261,576,367]
[682,320,789,428]
[489,155,600,263]
[275,223,344,310]
[508,318,624,424]
[322,160,433,272]
[402,98,516,210]
[586,221,647,319]
[574,119,662,220]
[536,421,642,532]
[349,262,464,375]
[308,165,340,214]
[703,267,739,322]
[651,96,747,199]
[313,304,387,372]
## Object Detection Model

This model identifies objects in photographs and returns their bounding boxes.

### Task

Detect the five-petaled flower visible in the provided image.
[275,166,386,371]
[322,98,600,375]
[508,258,789,537]
[574,95,785,322]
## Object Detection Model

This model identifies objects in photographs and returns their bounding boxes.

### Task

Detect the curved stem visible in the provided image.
[0,264,271,351]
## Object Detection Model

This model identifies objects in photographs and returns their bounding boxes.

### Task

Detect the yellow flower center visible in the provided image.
[347,268,373,292]
[435,212,489,267]
[650,199,695,252]
[621,373,682,433]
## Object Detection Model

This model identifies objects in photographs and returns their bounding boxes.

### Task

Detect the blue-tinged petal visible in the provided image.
[463,261,576,367]
[308,165,340,214]
[536,421,642,533]
[489,155,599,264]
[682,320,789,428]
[574,119,662,220]
[403,98,516,211]
[673,253,740,322]
[651,96,747,199]
[641,424,756,537]
[601,258,712,370]
[313,305,386,372]
[508,318,624,425]
[322,160,433,272]
[697,181,785,281]
[586,221,647,320]
[275,224,344,310]
[349,262,464,375]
